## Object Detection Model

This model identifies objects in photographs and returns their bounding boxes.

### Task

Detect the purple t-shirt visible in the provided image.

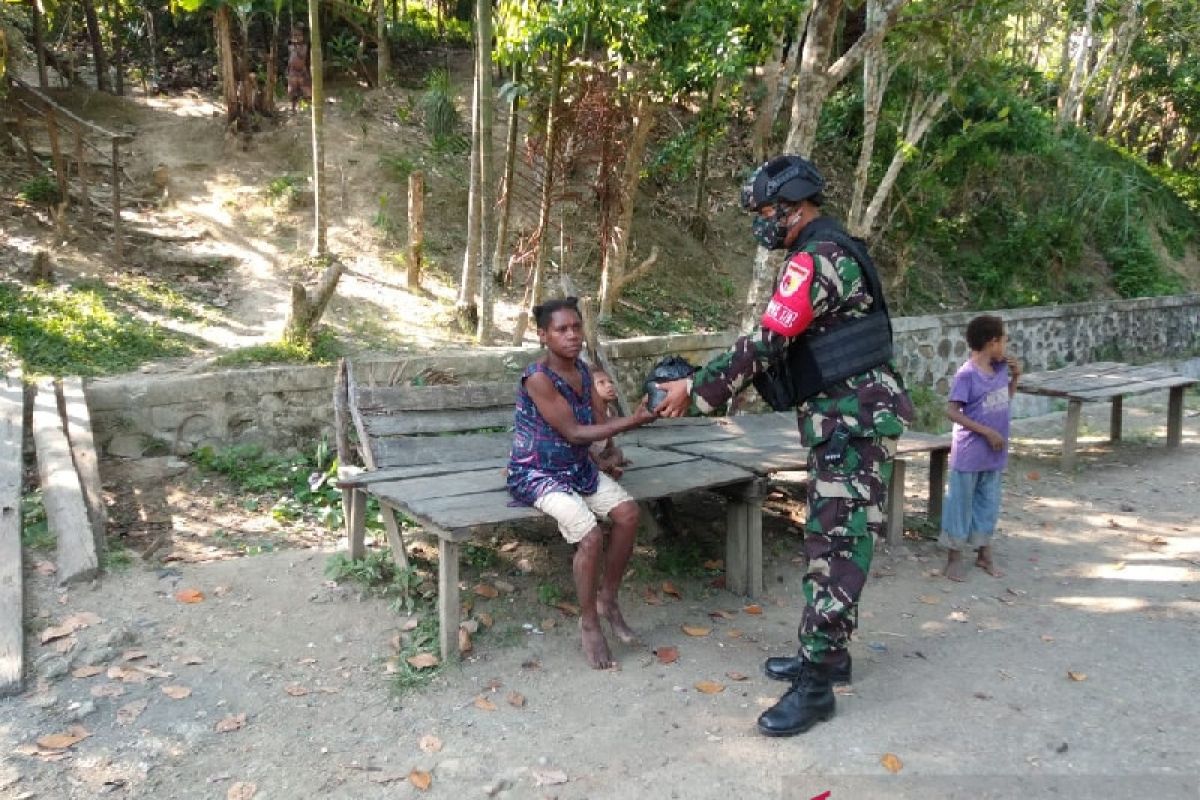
[948,359,1011,472]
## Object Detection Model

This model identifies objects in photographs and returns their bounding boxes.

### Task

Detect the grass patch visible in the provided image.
[75,275,211,322]
[0,280,197,377]
[908,383,949,434]
[17,175,61,205]
[21,492,53,550]
[212,330,340,367]
[326,546,432,615]
[101,542,134,570]
[386,615,444,692]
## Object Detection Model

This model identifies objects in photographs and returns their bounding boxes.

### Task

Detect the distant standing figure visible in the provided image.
[287,26,312,111]
[940,314,1021,582]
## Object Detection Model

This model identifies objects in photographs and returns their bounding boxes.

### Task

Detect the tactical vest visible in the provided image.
[752,217,894,411]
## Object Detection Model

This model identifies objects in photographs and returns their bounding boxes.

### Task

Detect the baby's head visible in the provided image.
[593,369,618,403]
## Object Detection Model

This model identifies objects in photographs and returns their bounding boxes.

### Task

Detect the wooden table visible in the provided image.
[1017,362,1197,470]
[629,415,952,546]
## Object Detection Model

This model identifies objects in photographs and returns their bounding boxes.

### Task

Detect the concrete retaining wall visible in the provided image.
[85,294,1200,457]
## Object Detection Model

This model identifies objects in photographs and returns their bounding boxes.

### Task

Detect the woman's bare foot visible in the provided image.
[597,595,639,645]
[579,619,615,669]
[975,547,1004,577]
[944,550,968,582]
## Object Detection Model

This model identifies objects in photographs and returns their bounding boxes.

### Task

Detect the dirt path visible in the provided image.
[4,394,1199,799]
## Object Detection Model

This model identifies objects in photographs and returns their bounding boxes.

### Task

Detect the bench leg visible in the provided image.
[1109,395,1123,443]
[381,502,411,571]
[885,458,907,546]
[438,539,461,662]
[346,488,366,561]
[927,448,947,528]
[1167,386,1185,448]
[1062,400,1083,471]
[724,481,765,597]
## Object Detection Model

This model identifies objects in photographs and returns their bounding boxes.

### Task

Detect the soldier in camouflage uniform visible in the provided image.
[655,155,913,737]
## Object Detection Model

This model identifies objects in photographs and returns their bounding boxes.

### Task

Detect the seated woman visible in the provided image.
[507,297,657,669]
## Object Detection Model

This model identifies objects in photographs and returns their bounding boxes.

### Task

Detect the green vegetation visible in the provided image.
[212,330,340,367]
[20,492,53,551]
[386,615,444,692]
[535,582,563,607]
[0,281,195,377]
[379,152,416,182]
[101,542,134,570]
[420,68,466,152]
[325,547,430,614]
[17,176,61,205]
[265,174,303,205]
[907,384,950,434]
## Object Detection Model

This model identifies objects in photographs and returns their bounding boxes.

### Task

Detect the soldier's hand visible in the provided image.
[653,379,691,418]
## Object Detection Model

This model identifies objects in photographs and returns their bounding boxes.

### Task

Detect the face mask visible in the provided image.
[751,206,792,250]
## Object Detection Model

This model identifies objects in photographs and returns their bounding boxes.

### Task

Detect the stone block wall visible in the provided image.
[84,294,1200,457]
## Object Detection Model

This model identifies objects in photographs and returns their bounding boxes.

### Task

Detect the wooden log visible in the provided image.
[1,372,26,697]
[32,380,98,585]
[437,538,461,660]
[407,170,424,288]
[75,129,92,226]
[111,138,123,264]
[60,377,106,556]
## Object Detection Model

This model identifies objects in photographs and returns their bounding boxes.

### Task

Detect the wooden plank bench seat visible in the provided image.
[334,361,758,661]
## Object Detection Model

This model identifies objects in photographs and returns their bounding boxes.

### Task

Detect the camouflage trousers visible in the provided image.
[798,434,898,667]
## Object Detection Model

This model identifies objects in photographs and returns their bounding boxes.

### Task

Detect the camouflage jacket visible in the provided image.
[690,227,914,446]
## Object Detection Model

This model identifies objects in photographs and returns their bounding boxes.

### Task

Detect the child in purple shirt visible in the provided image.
[940,315,1022,582]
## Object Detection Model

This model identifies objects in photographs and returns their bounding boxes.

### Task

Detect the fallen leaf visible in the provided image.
[880,753,904,773]
[476,612,494,629]
[539,617,557,630]
[458,628,473,654]
[1026,470,1040,481]
[507,691,526,708]
[138,665,173,679]
[37,728,89,750]
[39,624,75,644]
[726,629,743,639]
[702,559,724,570]
[1067,671,1088,682]
[654,646,679,665]
[418,734,443,753]
[400,618,420,631]
[726,671,749,682]
[500,541,519,553]
[284,684,309,697]
[742,604,763,615]
[948,611,970,623]
[122,649,148,662]
[473,695,498,712]
[708,609,735,620]
[409,770,432,791]
[72,665,103,679]
[406,653,440,670]
[183,655,206,665]
[473,584,499,599]
[661,581,682,599]
[215,713,247,733]
[35,560,57,576]
[531,769,569,787]
[90,683,125,698]
[642,586,662,606]
[227,782,257,800]
[175,589,205,604]
[1041,635,1054,643]
[161,685,192,700]
[554,601,580,616]
[682,625,711,637]
[694,680,725,694]
[918,595,941,605]
[116,699,148,725]
[54,635,77,654]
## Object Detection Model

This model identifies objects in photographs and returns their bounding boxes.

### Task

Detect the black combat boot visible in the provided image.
[756,661,835,737]
[763,653,852,685]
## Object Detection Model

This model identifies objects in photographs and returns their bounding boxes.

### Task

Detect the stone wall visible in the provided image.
[85,294,1200,457]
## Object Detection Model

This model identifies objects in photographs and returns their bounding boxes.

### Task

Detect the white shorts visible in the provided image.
[533,473,634,543]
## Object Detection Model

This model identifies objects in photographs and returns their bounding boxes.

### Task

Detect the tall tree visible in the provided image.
[309,0,327,256]
[82,0,110,91]
[376,0,391,83]
[475,0,497,343]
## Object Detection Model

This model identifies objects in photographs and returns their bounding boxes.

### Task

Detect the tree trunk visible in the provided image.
[493,64,520,291]
[216,6,241,122]
[144,4,160,90]
[1091,0,1140,136]
[103,0,123,95]
[474,0,496,344]
[598,91,656,319]
[82,0,110,92]
[456,63,481,324]
[692,83,718,227]
[512,47,562,345]
[309,0,327,256]
[376,0,391,84]
[784,0,841,154]
[848,0,890,235]
[407,170,424,287]
[263,18,278,115]
[753,39,786,165]
[284,257,345,343]
[1057,0,1096,132]
[31,0,49,88]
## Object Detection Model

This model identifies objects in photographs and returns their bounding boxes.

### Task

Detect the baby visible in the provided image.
[591,369,630,478]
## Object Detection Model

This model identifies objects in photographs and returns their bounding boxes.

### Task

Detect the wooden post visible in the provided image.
[885,458,907,545]
[45,109,68,204]
[927,447,948,527]
[60,377,106,556]
[347,489,366,560]
[1,372,26,697]
[111,137,122,264]
[437,538,461,660]
[1166,386,1185,448]
[1062,399,1083,471]
[75,129,91,226]
[407,170,424,288]
[382,504,410,571]
[1109,395,1123,442]
[32,380,99,585]
[13,103,38,170]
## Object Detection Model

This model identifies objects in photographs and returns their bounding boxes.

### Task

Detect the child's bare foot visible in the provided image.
[597,595,639,645]
[579,619,616,669]
[975,547,1004,577]
[944,550,968,582]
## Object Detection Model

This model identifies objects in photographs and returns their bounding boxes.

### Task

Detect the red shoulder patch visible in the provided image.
[761,252,816,337]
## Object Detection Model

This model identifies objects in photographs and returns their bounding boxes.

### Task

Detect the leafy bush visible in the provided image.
[421,68,462,148]
[17,175,61,205]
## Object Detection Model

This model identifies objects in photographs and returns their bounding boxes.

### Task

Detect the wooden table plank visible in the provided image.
[1070,375,1195,401]
[1,373,25,697]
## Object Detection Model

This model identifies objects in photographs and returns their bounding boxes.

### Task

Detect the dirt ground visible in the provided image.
[3,392,1199,800]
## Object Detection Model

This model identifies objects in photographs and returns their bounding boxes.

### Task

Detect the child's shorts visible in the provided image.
[533,473,634,543]
[938,468,1002,550]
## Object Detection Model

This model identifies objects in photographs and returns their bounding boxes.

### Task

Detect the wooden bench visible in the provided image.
[1017,362,1198,469]
[333,361,758,661]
